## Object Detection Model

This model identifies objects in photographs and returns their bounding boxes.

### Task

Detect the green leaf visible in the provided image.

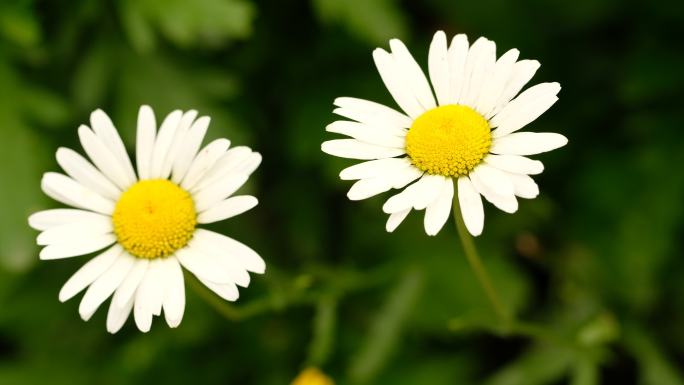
[311,0,408,45]
[347,268,424,384]
[0,2,41,48]
[0,59,51,272]
[119,0,255,52]
[625,326,684,385]
[484,344,575,385]
[306,296,337,367]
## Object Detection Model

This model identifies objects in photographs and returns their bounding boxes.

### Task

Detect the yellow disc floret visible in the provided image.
[112,179,196,259]
[405,105,491,177]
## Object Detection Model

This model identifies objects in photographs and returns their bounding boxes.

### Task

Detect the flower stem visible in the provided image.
[451,188,511,328]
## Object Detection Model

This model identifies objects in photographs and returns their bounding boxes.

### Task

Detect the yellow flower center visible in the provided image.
[405,105,491,177]
[112,179,196,259]
[291,368,335,385]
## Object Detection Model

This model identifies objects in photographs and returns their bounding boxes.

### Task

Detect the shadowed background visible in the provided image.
[1,0,683,384]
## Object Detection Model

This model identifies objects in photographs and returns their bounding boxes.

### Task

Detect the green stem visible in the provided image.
[451,182,511,328]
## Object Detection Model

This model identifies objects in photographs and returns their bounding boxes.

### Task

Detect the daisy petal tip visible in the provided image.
[90,108,106,120]
[27,213,41,230]
[38,247,52,260]
[320,141,335,155]
[77,124,91,136]
[57,290,70,303]
[167,319,182,329]
[468,227,483,237]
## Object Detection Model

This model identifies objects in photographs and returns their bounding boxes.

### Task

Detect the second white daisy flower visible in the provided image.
[29,106,265,333]
[322,31,567,236]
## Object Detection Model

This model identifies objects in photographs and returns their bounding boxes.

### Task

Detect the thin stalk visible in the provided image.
[451,183,511,328]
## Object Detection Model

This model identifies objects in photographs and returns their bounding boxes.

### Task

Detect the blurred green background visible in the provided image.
[1,0,683,384]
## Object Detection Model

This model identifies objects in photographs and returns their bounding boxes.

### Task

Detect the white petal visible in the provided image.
[180,139,231,190]
[490,132,568,156]
[193,174,248,213]
[447,34,469,103]
[428,31,450,106]
[457,177,484,236]
[200,279,239,302]
[193,229,265,274]
[78,125,134,190]
[484,154,544,175]
[41,172,114,215]
[237,152,262,176]
[469,170,518,213]
[190,147,251,191]
[386,208,410,232]
[150,110,182,178]
[58,245,123,302]
[470,164,514,196]
[106,292,134,334]
[382,174,445,213]
[321,139,404,160]
[136,105,156,180]
[37,217,112,246]
[333,97,413,129]
[79,253,135,321]
[133,259,165,332]
[339,158,410,181]
[159,110,198,179]
[390,166,423,189]
[459,37,496,107]
[424,178,454,236]
[171,116,210,183]
[487,60,541,119]
[175,247,235,284]
[410,174,447,210]
[113,258,149,307]
[90,109,137,184]
[56,148,121,200]
[475,49,519,115]
[197,195,258,224]
[505,172,539,199]
[39,233,116,260]
[490,82,560,133]
[28,209,109,231]
[373,48,425,118]
[326,121,406,148]
[186,240,251,288]
[389,39,436,111]
[161,257,185,328]
[346,177,394,201]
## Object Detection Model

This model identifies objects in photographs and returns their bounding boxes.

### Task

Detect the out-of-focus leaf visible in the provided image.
[20,86,70,128]
[118,0,255,52]
[311,0,407,45]
[0,2,40,48]
[0,59,50,272]
[307,297,337,367]
[576,312,620,347]
[625,326,684,385]
[484,344,574,385]
[570,358,599,385]
[347,268,423,384]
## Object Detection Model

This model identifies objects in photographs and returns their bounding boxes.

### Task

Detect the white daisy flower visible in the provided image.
[28,106,265,333]
[322,31,567,237]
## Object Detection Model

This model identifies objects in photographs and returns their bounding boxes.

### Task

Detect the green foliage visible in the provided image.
[1,0,684,384]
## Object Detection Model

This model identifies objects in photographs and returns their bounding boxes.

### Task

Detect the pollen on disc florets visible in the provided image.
[112,179,197,259]
[405,105,491,177]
